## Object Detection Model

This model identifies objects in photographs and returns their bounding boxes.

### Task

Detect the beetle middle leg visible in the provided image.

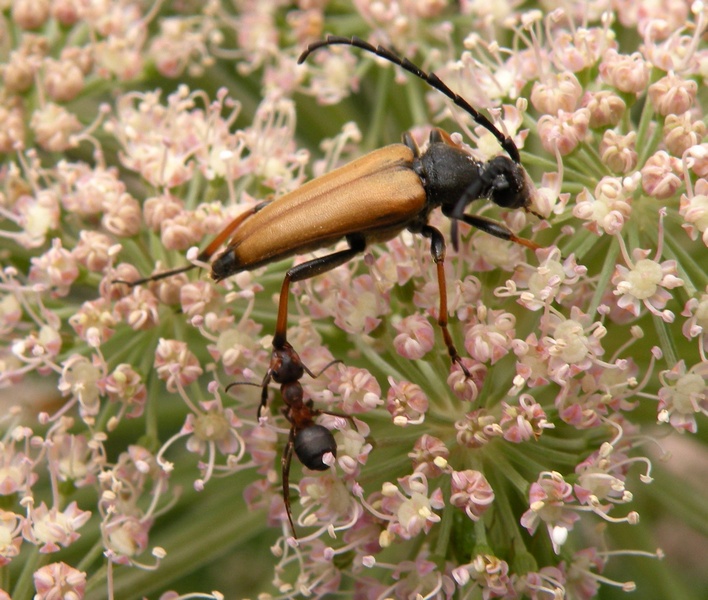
[272,235,366,350]
[421,225,470,377]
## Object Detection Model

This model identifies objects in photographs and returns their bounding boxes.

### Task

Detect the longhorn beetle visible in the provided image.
[226,343,355,538]
[117,35,541,375]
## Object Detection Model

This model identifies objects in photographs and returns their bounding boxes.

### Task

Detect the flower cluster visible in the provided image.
[1,1,707,599]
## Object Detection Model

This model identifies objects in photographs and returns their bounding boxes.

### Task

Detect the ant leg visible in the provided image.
[257,369,273,420]
[272,235,366,349]
[318,410,358,433]
[282,429,297,537]
[421,225,470,377]
[309,359,342,379]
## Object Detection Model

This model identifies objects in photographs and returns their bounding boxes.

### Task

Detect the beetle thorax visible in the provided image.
[419,143,482,211]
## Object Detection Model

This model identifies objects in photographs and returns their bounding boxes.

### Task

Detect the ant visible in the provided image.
[228,342,356,538]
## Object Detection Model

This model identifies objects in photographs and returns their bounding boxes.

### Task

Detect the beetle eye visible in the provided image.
[294,425,337,470]
[486,156,527,209]
[490,175,518,207]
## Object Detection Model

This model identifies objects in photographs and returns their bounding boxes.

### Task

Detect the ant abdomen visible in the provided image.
[294,425,337,471]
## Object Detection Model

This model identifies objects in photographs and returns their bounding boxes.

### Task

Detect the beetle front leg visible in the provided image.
[272,236,366,349]
[461,213,540,251]
[421,225,470,378]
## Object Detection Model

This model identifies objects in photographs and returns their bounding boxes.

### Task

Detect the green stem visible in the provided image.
[11,545,43,600]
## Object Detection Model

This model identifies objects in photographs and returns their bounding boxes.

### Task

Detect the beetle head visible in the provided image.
[485,155,533,210]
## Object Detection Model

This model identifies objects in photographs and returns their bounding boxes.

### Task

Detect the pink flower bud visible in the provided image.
[44,58,85,103]
[392,314,435,360]
[73,231,113,272]
[161,211,205,251]
[51,0,82,25]
[599,130,637,173]
[143,194,184,232]
[537,108,589,155]
[581,91,626,128]
[102,194,142,237]
[599,49,649,94]
[664,113,707,156]
[30,103,81,152]
[3,51,37,93]
[648,73,697,116]
[28,238,79,297]
[641,151,681,199]
[12,0,50,30]
[530,71,582,114]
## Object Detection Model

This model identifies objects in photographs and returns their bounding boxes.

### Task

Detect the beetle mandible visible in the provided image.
[119,35,542,374]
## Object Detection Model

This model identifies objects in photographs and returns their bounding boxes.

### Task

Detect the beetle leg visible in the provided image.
[461,213,540,251]
[281,428,297,537]
[444,180,483,253]
[200,201,268,261]
[421,225,470,377]
[272,236,366,349]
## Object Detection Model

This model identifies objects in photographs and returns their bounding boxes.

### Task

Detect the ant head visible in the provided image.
[294,424,337,471]
[270,344,305,384]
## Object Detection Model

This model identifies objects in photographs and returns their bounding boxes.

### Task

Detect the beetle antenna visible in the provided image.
[298,35,521,164]
[112,264,197,287]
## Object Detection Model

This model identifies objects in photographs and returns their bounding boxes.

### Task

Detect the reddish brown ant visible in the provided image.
[228,342,355,538]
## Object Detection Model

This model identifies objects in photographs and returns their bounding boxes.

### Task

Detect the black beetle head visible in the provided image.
[486,155,532,210]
